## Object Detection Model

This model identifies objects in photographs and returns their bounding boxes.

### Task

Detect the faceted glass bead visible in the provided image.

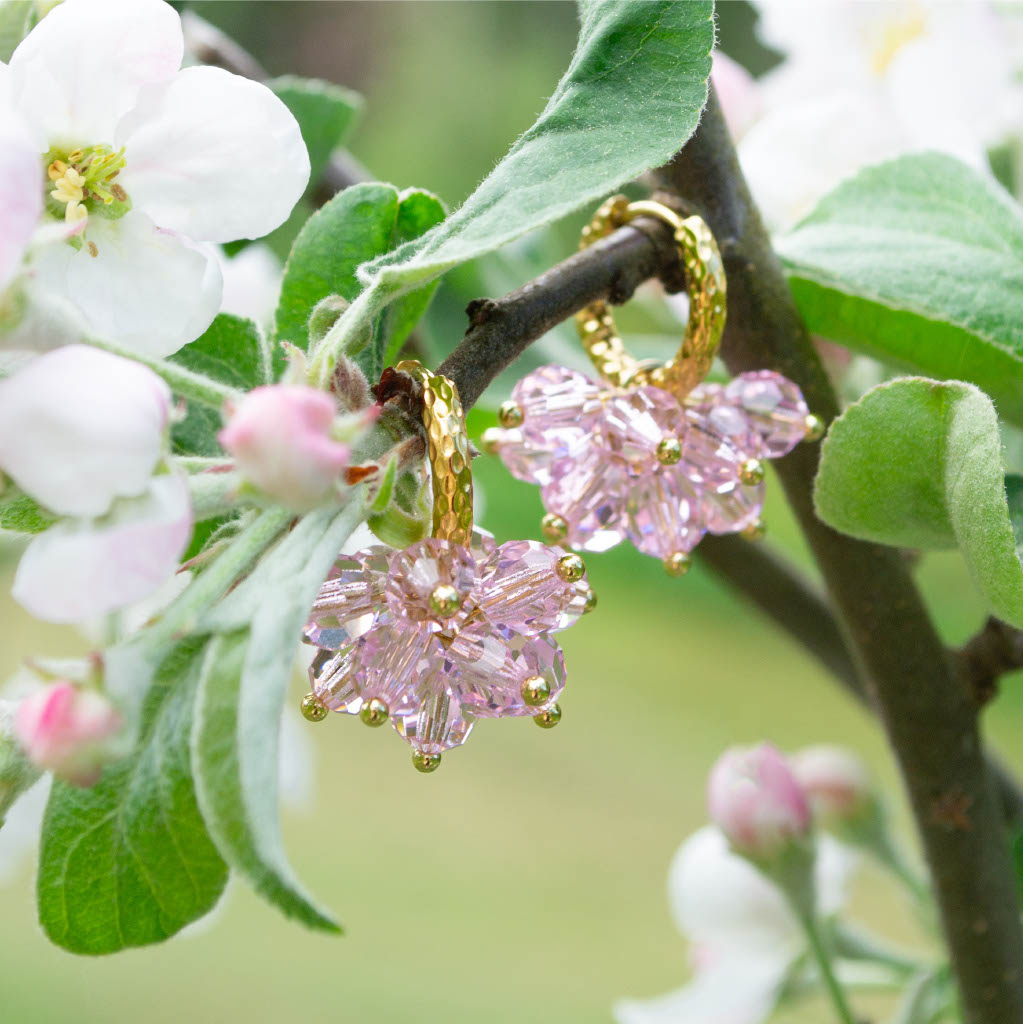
[304,546,391,649]
[514,365,603,451]
[449,625,566,717]
[701,476,764,534]
[351,623,437,709]
[476,539,588,633]
[385,538,478,632]
[310,647,361,714]
[542,449,628,552]
[626,467,705,558]
[389,676,476,755]
[491,427,556,486]
[723,370,809,458]
[598,386,687,473]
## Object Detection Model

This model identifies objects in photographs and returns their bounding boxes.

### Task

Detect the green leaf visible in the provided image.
[268,75,362,189]
[170,314,270,456]
[317,0,713,363]
[1007,475,1023,557]
[0,1,34,62]
[193,498,367,931]
[37,640,228,954]
[0,493,55,535]
[814,377,1023,628]
[380,188,447,366]
[778,154,1023,427]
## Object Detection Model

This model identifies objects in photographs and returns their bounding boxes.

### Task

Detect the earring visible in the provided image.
[300,361,593,772]
[483,196,823,575]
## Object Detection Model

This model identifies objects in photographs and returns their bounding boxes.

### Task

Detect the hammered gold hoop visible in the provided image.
[396,360,474,545]
[576,195,727,399]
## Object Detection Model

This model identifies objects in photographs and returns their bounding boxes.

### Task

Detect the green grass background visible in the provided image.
[1,4,1020,1022]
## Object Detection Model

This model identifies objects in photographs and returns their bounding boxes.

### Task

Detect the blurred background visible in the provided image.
[2,3,1021,1022]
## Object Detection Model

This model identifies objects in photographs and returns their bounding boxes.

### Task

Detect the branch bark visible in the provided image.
[657,88,1023,1024]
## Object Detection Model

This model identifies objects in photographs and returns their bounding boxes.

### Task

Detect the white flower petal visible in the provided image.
[9,0,182,146]
[32,209,221,357]
[118,65,309,242]
[0,344,170,516]
[613,959,787,1024]
[12,473,192,623]
[217,244,282,326]
[0,119,41,292]
[0,775,49,885]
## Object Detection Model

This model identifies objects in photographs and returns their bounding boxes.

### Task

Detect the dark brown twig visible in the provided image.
[955,617,1023,707]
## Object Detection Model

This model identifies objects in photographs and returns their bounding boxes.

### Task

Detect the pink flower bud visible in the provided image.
[707,743,812,859]
[218,385,352,510]
[15,683,123,787]
[790,745,871,824]
[711,51,761,140]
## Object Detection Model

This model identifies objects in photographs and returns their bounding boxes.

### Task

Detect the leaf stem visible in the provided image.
[798,911,859,1024]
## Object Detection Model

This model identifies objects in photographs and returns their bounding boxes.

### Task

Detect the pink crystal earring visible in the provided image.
[301,361,593,772]
[483,196,823,575]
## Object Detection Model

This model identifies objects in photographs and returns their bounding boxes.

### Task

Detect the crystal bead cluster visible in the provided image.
[485,364,816,572]
[303,531,592,771]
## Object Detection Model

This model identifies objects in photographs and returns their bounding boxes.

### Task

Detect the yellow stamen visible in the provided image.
[870,9,926,76]
[86,241,98,258]
[47,159,67,181]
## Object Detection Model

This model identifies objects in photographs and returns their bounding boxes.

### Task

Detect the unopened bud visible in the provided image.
[0,701,41,821]
[15,683,123,788]
[790,745,872,827]
[307,294,350,347]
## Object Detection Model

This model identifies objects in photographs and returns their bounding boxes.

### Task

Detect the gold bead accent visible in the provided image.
[656,436,683,465]
[541,512,568,542]
[300,693,328,723]
[412,750,442,773]
[534,704,562,729]
[429,582,461,617]
[664,552,692,577]
[480,427,503,455]
[583,588,597,613]
[359,697,389,727]
[498,400,524,429]
[804,413,825,442]
[521,675,551,707]
[742,520,767,541]
[555,552,586,583]
[739,458,765,485]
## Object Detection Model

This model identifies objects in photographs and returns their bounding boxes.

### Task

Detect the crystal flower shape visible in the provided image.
[487,365,811,568]
[303,531,591,769]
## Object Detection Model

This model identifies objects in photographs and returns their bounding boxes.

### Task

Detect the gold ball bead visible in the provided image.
[534,704,562,729]
[541,512,568,542]
[555,552,586,583]
[742,519,767,541]
[359,697,389,727]
[429,582,461,617]
[498,400,524,429]
[521,675,551,707]
[412,750,442,773]
[300,693,328,723]
[480,427,503,455]
[583,587,597,613]
[739,458,765,486]
[656,436,682,466]
[664,552,692,577]
[804,413,826,442]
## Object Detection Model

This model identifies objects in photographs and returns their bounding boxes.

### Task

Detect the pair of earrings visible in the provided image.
[301,197,817,771]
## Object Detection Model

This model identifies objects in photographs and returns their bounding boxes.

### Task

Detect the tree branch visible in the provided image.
[955,617,1023,707]
[657,88,1023,1024]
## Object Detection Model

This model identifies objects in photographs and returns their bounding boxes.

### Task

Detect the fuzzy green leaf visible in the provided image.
[170,314,270,456]
[814,377,1023,628]
[0,493,55,535]
[37,640,228,954]
[192,498,367,932]
[319,0,714,360]
[268,76,362,190]
[778,154,1023,427]
[0,0,34,62]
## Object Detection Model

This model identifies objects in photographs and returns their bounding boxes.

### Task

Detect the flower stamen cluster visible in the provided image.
[45,144,129,245]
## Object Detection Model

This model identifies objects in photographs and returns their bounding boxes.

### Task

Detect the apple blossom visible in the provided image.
[217,244,283,327]
[711,51,760,141]
[219,385,365,511]
[614,826,856,1024]
[0,344,171,517]
[3,0,309,358]
[790,745,872,826]
[14,682,123,787]
[0,701,41,821]
[707,743,812,860]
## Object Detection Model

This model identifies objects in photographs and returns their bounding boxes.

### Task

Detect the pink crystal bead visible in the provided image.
[489,427,556,486]
[476,539,589,632]
[543,449,628,552]
[304,546,391,649]
[683,416,764,533]
[310,647,360,714]
[723,370,809,458]
[514,365,602,452]
[390,684,475,755]
[385,538,478,633]
[599,386,687,472]
[450,626,565,717]
[626,468,705,558]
